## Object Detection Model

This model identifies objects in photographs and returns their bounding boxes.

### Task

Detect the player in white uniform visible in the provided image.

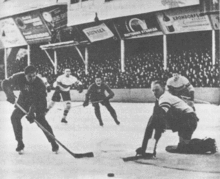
[166,73,195,109]
[47,69,83,123]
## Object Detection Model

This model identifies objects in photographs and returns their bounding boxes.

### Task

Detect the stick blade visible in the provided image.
[73,152,94,158]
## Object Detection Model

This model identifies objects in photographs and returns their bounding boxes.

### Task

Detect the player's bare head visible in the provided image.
[64,69,71,77]
[24,65,37,83]
[151,80,165,99]
[172,73,180,81]
[95,73,102,86]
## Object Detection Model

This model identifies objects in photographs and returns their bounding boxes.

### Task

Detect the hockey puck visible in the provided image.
[107,173,114,177]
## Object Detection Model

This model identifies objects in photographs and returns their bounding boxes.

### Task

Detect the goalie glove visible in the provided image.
[83,100,89,107]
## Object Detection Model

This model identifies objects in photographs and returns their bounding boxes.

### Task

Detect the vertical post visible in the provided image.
[4,48,8,79]
[120,39,125,72]
[27,45,31,65]
[54,50,57,75]
[212,30,216,65]
[85,47,88,75]
[163,35,167,70]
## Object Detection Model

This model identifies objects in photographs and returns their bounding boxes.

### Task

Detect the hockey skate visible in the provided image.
[51,141,59,154]
[16,141,25,154]
[61,118,68,123]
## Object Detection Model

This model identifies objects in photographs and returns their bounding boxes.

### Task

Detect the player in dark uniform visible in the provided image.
[83,74,120,126]
[1,66,59,153]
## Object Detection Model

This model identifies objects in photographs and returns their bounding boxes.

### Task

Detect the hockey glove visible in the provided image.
[7,94,16,104]
[83,101,89,107]
[26,105,36,124]
[46,86,51,93]
[77,84,83,93]
[136,147,145,156]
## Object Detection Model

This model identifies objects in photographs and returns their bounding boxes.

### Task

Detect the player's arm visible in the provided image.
[83,85,93,107]
[183,77,195,101]
[1,74,19,104]
[136,101,164,156]
[104,84,114,100]
[72,80,83,93]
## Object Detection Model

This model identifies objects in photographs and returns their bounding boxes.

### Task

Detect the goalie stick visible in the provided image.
[122,153,155,162]
[15,102,94,158]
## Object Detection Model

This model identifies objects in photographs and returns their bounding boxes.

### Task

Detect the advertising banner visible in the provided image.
[82,23,114,42]
[115,14,163,39]
[14,11,51,44]
[41,5,67,30]
[157,6,212,34]
[68,0,199,26]
[209,14,220,30]
[0,18,27,49]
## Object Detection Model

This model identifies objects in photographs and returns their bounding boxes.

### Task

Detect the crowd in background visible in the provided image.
[1,31,219,89]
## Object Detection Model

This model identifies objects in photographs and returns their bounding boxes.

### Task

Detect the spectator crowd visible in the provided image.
[1,33,219,89]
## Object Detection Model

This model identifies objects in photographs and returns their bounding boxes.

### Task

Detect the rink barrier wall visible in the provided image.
[0,88,219,104]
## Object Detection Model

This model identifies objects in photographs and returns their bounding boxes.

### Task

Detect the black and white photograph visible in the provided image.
[0,0,219,178]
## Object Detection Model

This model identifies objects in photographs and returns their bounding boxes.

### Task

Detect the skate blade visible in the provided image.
[53,150,59,154]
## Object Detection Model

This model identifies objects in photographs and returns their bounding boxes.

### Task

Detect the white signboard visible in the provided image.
[83,23,114,42]
[157,6,212,34]
[0,18,27,48]
[68,0,200,26]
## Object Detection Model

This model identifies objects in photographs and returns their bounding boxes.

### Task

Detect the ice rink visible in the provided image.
[0,101,220,179]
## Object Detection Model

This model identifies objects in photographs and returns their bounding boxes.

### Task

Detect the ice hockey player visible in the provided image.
[136,80,216,156]
[166,73,195,109]
[83,73,120,126]
[1,66,59,153]
[47,68,83,123]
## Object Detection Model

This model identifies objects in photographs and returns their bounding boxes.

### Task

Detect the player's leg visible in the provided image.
[60,91,71,123]
[102,100,120,125]
[35,112,59,152]
[61,101,71,123]
[173,113,198,153]
[11,107,25,152]
[93,103,103,126]
[47,90,61,113]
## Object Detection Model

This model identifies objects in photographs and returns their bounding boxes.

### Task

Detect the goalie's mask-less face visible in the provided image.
[95,78,102,87]
[25,72,37,84]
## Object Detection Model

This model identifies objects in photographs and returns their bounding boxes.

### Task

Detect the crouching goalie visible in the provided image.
[136,80,217,156]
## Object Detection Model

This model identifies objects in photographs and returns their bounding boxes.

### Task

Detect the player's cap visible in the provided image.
[24,65,37,75]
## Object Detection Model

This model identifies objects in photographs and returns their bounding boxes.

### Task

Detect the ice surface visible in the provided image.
[0,102,220,179]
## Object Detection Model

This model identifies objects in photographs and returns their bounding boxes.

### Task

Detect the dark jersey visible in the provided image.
[85,83,114,102]
[2,72,47,111]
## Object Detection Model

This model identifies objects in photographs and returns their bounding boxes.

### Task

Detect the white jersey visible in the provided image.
[166,75,194,93]
[158,91,194,114]
[56,74,79,92]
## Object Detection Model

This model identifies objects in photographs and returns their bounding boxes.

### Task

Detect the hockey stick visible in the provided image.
[181,96,212,105]
[15,102,94,158]
[57,100,104,110]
